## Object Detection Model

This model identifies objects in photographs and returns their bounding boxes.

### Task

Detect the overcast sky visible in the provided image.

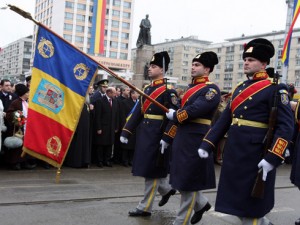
[0,0,298,47]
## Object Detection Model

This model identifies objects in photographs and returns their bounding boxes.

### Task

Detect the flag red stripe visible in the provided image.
[23,109,73,165]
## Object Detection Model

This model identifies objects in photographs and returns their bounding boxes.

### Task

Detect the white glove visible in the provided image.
[166,109,175,120]
[120,136,128,144]
[198,148,209,158]
[284,149,290,158]
[258,159,274,181]
[160,140,169,154]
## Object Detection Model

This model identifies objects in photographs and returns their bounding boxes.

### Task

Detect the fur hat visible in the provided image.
[243,38,275,64]
[150,51,170,72]
[15,84,29,97]
[192,51,219,72]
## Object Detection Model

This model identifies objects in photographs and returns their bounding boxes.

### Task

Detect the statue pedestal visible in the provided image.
[132,45,155,89]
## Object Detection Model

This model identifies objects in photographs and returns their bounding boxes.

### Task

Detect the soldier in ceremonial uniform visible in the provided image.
[120,51,178,217]
[198,38,294,225]
[166,52,220,225]
[290,100,300,225]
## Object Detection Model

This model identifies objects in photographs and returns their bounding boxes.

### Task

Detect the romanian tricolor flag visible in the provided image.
[23,25,98,168]
[90,0,107,54]
[282,0,300,66]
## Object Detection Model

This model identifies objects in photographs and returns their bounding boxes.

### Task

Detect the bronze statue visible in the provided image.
[143,62,149,80]
[136,14,152,48]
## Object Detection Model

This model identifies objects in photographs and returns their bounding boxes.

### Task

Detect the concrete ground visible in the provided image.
[0,163,299,225]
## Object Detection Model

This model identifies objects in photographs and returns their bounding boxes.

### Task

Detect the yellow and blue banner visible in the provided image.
[90,0,107,54]
[282,0,300,66]
[23,25,98,168]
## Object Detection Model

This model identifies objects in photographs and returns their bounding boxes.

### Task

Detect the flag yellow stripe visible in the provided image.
[94,0,103,53]
[30,67,85,131]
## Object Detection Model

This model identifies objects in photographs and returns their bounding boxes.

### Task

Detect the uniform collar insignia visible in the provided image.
[192,76,209,84]
[152,78,165,86]
[252,71,269,80]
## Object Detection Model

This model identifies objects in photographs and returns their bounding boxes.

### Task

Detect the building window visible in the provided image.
[110,51,117,58]
[64,34,72,41]
[113,0,121,6]
[238,72,244,79]
[77,3,86,11]
[65,12,73,20]
[278,49,283,58]
[225,55,234,61]
[183,69,188,74]
[121,43,128,49]
[75,36,84,43]
[217,48,221,53]
[123,12,130,19]
[122,22,130,29]
[76,25,84,32]
[226,46,234,53]
[238,63,243,69]
[121,32,129,39]
[120,53,128,59]
[76,14,85,21]
[112,10,120,17]
[184,54,189,58]
[110,41,118,48]
[112,20,119,27]
[240,45,245,51]
[224,63,233,72]
[123,1,131,8]
[215,74,220,79]
[182,76,187,81]
[111,31,118,37]
[297,59,300,66]
[183,61,188,66]
[279,39,284,47]
[64,23,73,31]
[65,1,74,8]
[277,61,282,69]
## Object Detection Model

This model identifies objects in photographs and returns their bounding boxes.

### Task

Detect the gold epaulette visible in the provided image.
[237,81,243,87]
[205,82,213,85]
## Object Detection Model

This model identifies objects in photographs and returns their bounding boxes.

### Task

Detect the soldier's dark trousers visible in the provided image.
[96,145,112,164]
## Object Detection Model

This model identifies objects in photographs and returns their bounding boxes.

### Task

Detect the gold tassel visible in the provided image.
[21,151,26,158]
[55,168,61,184]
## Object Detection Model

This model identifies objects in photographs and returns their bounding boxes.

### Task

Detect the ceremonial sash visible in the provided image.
[231,80,271,113]
[142,86,166,112]
[181,83,206,107]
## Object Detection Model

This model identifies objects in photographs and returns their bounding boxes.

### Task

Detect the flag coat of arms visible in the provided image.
[23,26,98,168]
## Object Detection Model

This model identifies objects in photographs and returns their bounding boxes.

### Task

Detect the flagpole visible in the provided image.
[7,4,169,113]
[282,0,295,83]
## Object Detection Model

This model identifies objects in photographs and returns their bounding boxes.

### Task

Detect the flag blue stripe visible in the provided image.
[33,26,98,97]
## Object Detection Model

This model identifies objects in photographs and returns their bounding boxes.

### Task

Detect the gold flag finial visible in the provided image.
[55,168,61,184]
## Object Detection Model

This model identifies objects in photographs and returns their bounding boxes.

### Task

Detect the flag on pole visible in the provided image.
[23,25,98,168]
[89,0,107,54]
[282,0,300,66]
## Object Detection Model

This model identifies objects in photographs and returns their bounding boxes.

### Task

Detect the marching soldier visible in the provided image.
[120,51,178,217]
[198,38,294,225]
[166,52,220,225]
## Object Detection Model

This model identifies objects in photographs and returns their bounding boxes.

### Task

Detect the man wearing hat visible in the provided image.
[198,38,294,225]
[165,51,220,225]
[120,51,178,217]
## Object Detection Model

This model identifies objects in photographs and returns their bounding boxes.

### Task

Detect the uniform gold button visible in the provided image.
[233,114,235,117]
[239,90,242,93]
[149,108,152,111]
[249,97,252,100]
[243,84,246,86]
[147,121,149,124]
[240,115,243,118]
[244,106,247,110]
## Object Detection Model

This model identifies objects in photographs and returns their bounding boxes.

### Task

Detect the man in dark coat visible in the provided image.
[120,89,139,166]
[113,86,130,165]
[94,87,119,167]
[199,38,294,225]
[166,52,220,225]
[120,51,178,217]
[0,79,18,112]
